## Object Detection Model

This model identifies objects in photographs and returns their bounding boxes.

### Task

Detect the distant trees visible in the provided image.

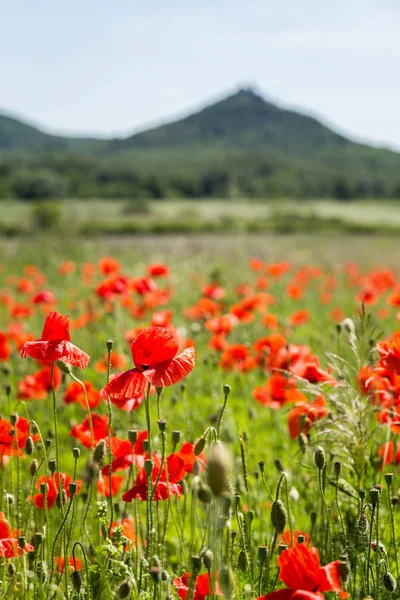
[13,170,68,201]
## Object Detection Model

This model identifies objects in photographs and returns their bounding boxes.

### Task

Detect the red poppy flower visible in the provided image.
[289,310,310,327]
[173,572,222,600]
[70,413,110,449]
[147,263,170,277]
[101,432,148,474]
[32,473,82,509]
[288,397,328,439]
[18,364,62,400]
[54,556,82,573]
[63,381,102,409]
[32,290,55,304]
[253,375,307,410]
[122,451,185,502]
[98,256,121,275]
[0,512,34,557]
[0,416,39,457]
[97,473,125,497]
[219,344,257,372]
[20,312,89,369]
[102,327,195,403]
[0,332,11,361]
[58,261,76,275]
[111,518,136,544]
[257,544,348,599]
[377,338,400,375]
[95,351,127,373]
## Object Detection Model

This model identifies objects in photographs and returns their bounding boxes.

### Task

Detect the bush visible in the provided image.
[13,169,68,201]
[31,202,63,231]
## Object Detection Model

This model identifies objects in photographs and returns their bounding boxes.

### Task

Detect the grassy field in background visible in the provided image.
[0,198,400,235]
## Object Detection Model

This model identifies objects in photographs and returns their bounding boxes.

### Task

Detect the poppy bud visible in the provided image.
[8,562,16,577]
[219,565,233,598]
[56,360,72,374]
[310,512,317,525]
[71,570,82,593]
[10,412,18,426]
[359,488,366,500]
[34,532,43,548]
[106,339,114,351]
[223,384,231,398]
[73,447,80,460]
[385,473,393,487]
[191,554,202,576]
[161,570,169,581]
[40,482,48,496]
[150,566,161,583]
[369,488,380,505]
[24,435,34,456]
[383,572,396,592]
[57,489,68,508]
[201,548,214,570]
[298,433,308,453]
[334,461,341,477]
[197,484,213,504]
[238,549,247,572]
[392,495,399,506]
[172,430,181,445]
[93,439,106,464]
[48,459,56,474]
[144,459,153,477]
[118,580,132,599]
[157,419,167,432]
[69,482,78,497]
[194,436,206,456]
[271,500,287,534]
[207,444,231,497]
[128,429,138,445]
[258,461,265,474]
[338,560,351,584]
[257,546,268,564]
[36,560,48,582]
[30,459,39,477]
[357,514,369,535]
[152,555,161,567]
[4,383,11,397]
[314,446,325,470]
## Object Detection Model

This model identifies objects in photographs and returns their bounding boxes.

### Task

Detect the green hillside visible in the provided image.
[0,89,399,200]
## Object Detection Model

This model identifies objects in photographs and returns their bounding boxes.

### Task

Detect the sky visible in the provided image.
[1,0,400,149]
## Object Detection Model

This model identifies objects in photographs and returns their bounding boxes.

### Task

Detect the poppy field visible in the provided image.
[1,234,400,600]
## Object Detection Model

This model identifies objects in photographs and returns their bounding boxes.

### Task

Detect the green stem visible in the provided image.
[106,343,114,536]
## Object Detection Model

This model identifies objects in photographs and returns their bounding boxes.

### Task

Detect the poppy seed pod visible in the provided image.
[34,532,43,548]
[25,436,34,456]
[149,566,161,584]
[271,500,287,534]
[383,572,397,592]
[30,459,39,477]
[310,512,317,525]
[223,384,231,397]
[369,488,380,505]
[258,546,269,564]
[45,438,51,449]
[106,339,114,351]
[278,543,288,555]
[69,482,78,497]
[18,536,26,550]
[314,446,326,470]
[71,570,82,593]
[385,473,393,487]
[128,429,138,445]
[93,439,106,464]
[157,418,167,432]
[172,430,181,445]
[334,461,341,477]
[297,535,306,544]
[10,412,18,426]
[48,459,57,474]
[73,447,80,460]
[191,554,202,576]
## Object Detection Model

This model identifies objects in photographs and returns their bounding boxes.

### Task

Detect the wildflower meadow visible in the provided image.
[0,236,400,600]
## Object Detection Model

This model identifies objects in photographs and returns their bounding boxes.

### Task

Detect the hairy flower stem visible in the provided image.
[375,498,381,600]
[70,373,94,449]
[335,473,347,549]
[318,468,333,561]
[284,475,293,548]
[144,383,153,561]
[217,388,229,439]
[72,541,92,600]
[105,343,114,536]
[366,503,376,596]
[46,493,74,600]
[387,480,399,577]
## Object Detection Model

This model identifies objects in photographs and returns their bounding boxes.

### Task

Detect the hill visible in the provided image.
[0,89,399,200]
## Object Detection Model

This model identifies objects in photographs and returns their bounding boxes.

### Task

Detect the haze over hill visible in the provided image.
[0,89,399,200]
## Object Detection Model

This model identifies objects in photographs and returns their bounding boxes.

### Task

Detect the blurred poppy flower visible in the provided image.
[54,556,82,573]
[288,397,328,439]
[0,512,34,557]
[257,543,348,599]
[377,338,400,375]
[20,312,89,369]
[173,572,222,600]
[63,381,102,409]
[98,256,120,275]
[0,332,11,361]
[0,416,39,458]
[97,473,124,497]
[102,327,195,403]
[147,263,170,277]
[32,473,81,509]
[70,414,110,448]
[18,364,61,400]
[102,432,148,474]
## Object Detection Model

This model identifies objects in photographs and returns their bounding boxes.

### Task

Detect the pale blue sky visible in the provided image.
[1,0,400,148]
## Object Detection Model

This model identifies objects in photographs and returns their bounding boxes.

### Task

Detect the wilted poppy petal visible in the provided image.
[144,347,195,387]
[102,369,147,401]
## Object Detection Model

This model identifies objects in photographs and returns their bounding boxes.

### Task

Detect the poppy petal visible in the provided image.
[102,369,147,401]
[144,347,195,387]
[130,327,179,370]
[41,312,70,341]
